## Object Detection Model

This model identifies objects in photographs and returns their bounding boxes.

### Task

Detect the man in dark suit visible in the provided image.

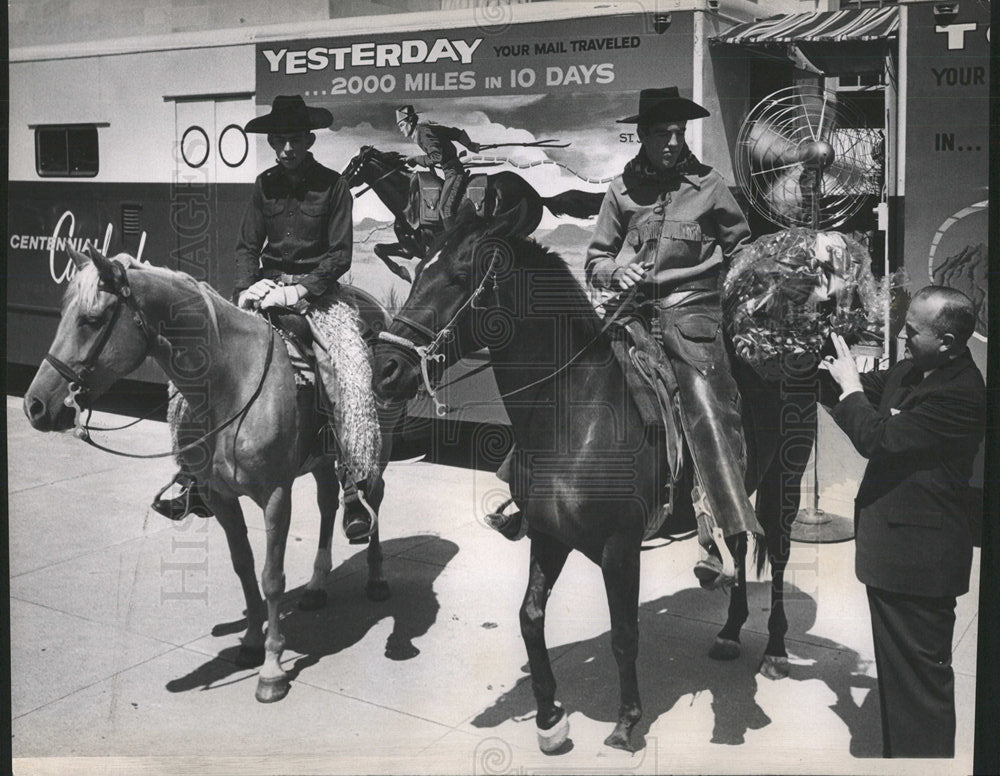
[823,285,985,758]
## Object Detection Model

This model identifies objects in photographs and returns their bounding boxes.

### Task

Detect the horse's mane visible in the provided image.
[443,213,604,342]
[65,253,230,315]
[370,147,407,169]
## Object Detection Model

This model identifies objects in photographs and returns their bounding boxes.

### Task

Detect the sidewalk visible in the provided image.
[7,396,980,775]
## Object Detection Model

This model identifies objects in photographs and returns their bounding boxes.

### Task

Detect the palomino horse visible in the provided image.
[23,247,400,704]
[342,145,605,280]
[372,216,819,752]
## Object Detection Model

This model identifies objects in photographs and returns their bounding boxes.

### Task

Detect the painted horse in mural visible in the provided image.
[342,145,605,281]
[372,212,820,752]
[23,246,401,704]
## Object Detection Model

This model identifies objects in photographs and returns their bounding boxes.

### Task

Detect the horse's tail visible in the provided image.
[754,532,769,578]
[541,190,605,219]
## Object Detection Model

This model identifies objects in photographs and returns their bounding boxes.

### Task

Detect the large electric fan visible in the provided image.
[735,85,879,230]
[735,85,880,543]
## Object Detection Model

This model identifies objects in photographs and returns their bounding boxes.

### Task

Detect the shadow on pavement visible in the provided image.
[472,580,881,756]
[165,535,458,693]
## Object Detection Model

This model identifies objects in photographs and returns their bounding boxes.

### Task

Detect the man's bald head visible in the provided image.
[911,285,976,347]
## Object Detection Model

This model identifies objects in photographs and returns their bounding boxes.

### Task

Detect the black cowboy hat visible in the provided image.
[617,87,710,124]
[245,95,333,134]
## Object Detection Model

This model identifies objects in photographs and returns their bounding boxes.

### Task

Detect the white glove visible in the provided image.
[238,279,277,309]
[259,283,307,310]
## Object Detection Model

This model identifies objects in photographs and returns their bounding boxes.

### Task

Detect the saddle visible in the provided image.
[265,310,316,388]
[409,171,490,229]
[609,315,689,540]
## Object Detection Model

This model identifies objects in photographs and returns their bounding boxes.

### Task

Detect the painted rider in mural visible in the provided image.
[153,95,381,544]
[396,104,481,229]
[584,87,761,589]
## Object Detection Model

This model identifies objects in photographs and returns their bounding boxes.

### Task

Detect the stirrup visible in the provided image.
[484,498,527,541]
[151,473,213,521]
[343,488,378,545]
[694,528,736,591]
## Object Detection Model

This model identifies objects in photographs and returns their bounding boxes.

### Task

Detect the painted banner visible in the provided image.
[255,14,692,102]
[904,1,990,351]
[254,13,697,310]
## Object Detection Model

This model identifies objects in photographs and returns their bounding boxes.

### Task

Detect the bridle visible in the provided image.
[377,241,641,416]
[44,260,275,459]
[378,244,502,416]
[44,261,160,420]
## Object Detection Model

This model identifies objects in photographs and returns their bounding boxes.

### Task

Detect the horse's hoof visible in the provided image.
[235,644,265,668]
[603,723,635,752]
[708,637,741,661]
[255,675,290,703]
[537,707,569,754]
[759,654,790,680]
[299,588,328,611]
[366,579,391,602]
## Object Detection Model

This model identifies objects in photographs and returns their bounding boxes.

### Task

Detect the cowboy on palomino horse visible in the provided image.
[491,87,761,590]
[153,95,382,544]
[396,104,482,230]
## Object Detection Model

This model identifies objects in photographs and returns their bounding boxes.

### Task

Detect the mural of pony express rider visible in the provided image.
[152,94,382,545]
[584,86,762,589]
[396,104,481,229]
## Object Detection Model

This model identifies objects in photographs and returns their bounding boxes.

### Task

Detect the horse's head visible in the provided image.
[373,209,523,401]
[23,247,156,431]
[342,145,407,188]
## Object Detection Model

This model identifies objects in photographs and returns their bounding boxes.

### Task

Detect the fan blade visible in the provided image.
[746,115,801,170]
[763,168,809,224]
[794,88,839,142]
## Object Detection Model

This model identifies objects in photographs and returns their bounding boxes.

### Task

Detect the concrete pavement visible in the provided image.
[7,396,980,775]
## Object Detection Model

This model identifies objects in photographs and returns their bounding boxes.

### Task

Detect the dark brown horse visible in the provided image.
[372,215,819,752]
[342,145,605,280]
[23,247,401,704]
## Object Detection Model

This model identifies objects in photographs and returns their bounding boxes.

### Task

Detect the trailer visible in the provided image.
[7,0,989,422]
[7,0,803,420]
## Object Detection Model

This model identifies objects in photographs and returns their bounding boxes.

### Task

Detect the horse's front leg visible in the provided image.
[300,465,339,612]
[256,483,293,703]
[756,463,797,680]
[363,474,390,601]
[520,532,571,753]
[709,533,749,661]
[601,530,643,751]
[363,399,404,603]
[211,495,266,667]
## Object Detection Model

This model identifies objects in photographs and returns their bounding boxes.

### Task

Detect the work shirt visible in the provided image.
[410,123,475,173]
[234,154,353,298]
[585,156,750,295]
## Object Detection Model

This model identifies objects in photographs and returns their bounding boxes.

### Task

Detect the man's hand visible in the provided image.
[821,332,864,397]
[615,261,649,291]
[467,142,481,153]
[260,284,307,310]
[238,278,276,309]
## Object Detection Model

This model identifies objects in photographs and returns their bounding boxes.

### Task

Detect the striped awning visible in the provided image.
[713,6,899,45]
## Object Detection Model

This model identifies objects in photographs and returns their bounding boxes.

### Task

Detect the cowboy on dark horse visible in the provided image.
[396,104,482,229]
[586,87,762,588]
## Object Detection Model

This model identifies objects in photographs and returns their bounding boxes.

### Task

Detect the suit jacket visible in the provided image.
[831,349,985,597]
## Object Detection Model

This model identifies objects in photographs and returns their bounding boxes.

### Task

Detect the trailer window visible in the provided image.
[35,125,99,177]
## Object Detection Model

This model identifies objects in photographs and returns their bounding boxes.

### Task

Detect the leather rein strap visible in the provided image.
[46,261,275,459]
[378,251,643,415]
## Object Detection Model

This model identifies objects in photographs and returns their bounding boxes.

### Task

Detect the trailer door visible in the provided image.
[172,95,255,293]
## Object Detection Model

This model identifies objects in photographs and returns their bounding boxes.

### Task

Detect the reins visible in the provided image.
[49,261,276,459]
[378,244,642,416]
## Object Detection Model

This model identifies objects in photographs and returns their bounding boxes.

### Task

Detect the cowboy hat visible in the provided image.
[395,105,419,125]
[245,95,333,134]
[617,87,710,124]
